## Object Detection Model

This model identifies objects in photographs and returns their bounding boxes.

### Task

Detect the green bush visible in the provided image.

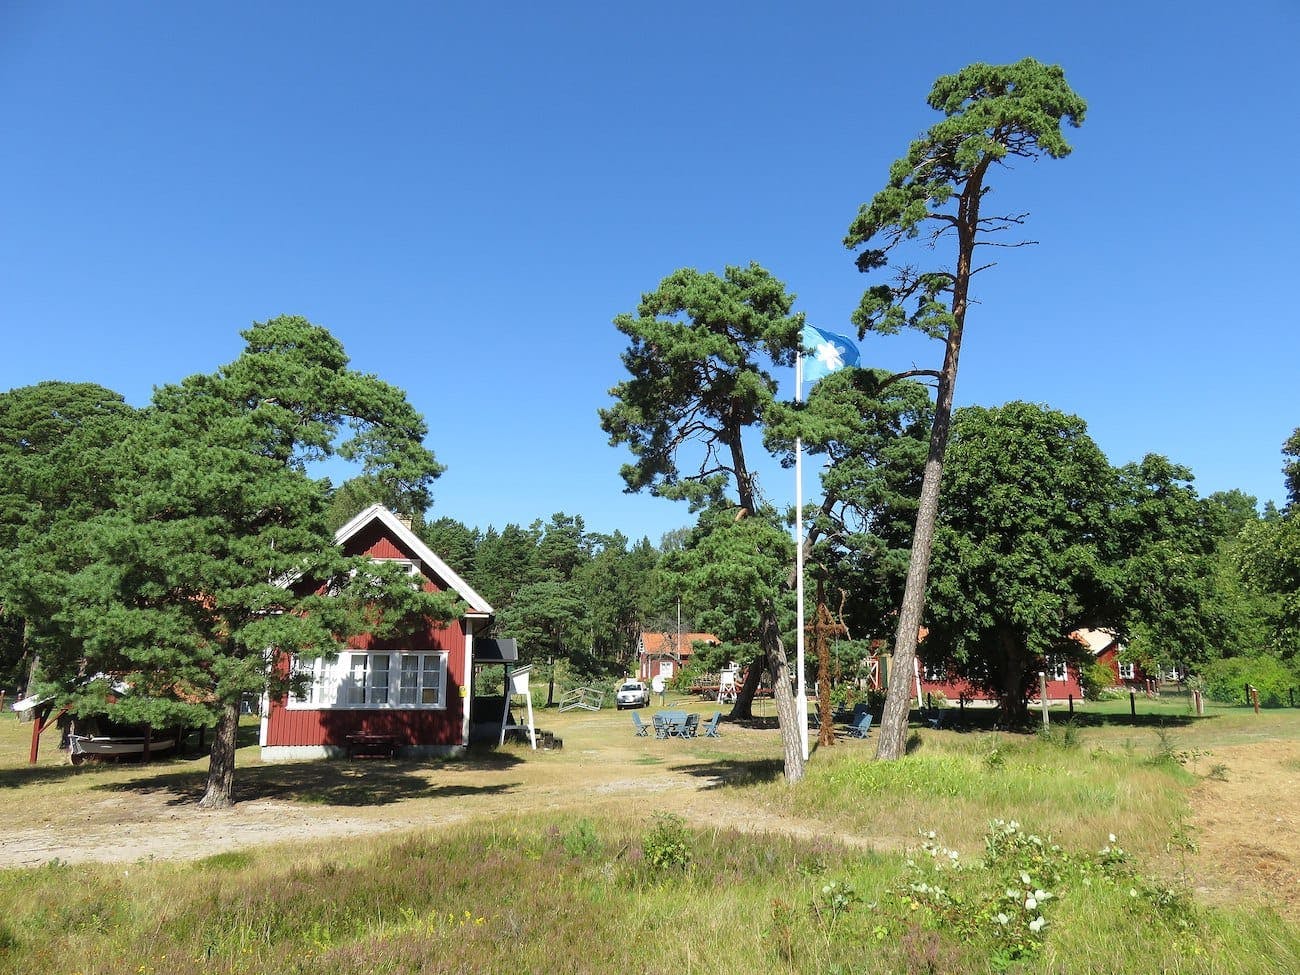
[1201,655,1298,707]
[641,812,693,871]
[1080,660,1118,701]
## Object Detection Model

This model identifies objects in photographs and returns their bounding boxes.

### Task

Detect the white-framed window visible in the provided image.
[922,662,945,682]
[397,652,445,705]
[327,559,423,597]
[1118,661,1135,680]
[1049,656,1069,682]
[376,558,423,589]
[291,654,336,706]
[288,651,446,709]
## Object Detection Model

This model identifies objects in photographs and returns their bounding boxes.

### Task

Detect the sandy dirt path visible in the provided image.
[1,720,882,868]
[1184,739,1300,920]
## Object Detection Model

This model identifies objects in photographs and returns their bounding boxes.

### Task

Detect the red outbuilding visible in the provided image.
[260,505,494,761]
[915,628,1133,705]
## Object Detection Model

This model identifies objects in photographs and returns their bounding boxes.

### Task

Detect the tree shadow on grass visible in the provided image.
[0,752,195,789]
[909,708,1210,735]
[674,757,784,789]
[86,752,526,807]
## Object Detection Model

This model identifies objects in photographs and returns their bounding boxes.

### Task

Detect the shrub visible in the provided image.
[641,812,693,872]
[561,819,602,860]
[1201,655,1298,706]
[1080,660,1118,701]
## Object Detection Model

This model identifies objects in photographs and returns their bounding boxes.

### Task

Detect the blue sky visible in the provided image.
[3,1,1297,544]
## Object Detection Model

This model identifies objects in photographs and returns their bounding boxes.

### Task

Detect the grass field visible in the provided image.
[1,696,1298,974]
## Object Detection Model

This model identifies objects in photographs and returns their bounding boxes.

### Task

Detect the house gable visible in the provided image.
[334,504,493,616]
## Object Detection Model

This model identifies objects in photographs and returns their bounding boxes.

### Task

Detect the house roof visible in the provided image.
[335,504,494,616]
[1072,628,1121,655]
[639,632,719,657]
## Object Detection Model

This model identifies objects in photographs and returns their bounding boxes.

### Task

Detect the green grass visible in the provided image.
[2,708,1299,973]
[0,806,1295,974]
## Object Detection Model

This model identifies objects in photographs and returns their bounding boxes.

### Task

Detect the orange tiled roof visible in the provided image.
[639,632,719,656]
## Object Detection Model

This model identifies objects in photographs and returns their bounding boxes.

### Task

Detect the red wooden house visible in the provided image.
[260,505,495,761]
[636,631,720,682]
[1076,628,1153,688]
[916,628,1132,705]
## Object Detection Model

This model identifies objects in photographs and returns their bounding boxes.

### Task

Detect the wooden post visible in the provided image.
[28,708,44,764]
[1068,694,1074,714]
[142,726,152,763]
[1130,690,1136,717]
[1251,686,1260,715]
[1039,672,1049,728]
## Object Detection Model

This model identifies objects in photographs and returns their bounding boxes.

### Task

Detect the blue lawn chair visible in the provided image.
[847,712,873,738]
[631,712,650,737]
[699,712,722,738]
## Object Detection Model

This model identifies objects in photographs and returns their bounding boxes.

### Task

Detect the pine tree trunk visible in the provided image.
[874,169,984,761]
[198,700,241,809]
[761,612,804,783]
[728,650,765,720]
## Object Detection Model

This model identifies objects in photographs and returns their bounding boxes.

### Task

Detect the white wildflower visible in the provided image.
[1109,833,1117,843]
[1020,871,1032,885]
[1029,916,1046,933]
[995,913,1010,926]
[1025,896,1037,910]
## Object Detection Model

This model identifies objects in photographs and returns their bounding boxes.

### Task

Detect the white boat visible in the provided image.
[69,734,177,764]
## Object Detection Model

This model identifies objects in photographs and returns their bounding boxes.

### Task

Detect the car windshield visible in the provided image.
[620,684,641,692]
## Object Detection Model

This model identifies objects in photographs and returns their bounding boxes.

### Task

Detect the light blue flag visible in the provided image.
[801,324,860,383]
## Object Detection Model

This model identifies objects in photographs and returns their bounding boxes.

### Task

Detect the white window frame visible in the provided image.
[287,651,447,710]
[1049,656,1069,683]
[922,662,945,682]
[327,559,423,597]
[1118,660,1136,680]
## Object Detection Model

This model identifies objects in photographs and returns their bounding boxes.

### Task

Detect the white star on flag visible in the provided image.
[814,340,845,372]
[801,324,860,384]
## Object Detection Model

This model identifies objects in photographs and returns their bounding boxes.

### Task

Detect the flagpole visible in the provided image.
[795,351,809,761]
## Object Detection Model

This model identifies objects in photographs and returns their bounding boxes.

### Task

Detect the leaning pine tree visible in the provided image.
[844,58,1087,759]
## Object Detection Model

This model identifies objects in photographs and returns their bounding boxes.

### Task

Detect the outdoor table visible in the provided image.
[653,710,688,739]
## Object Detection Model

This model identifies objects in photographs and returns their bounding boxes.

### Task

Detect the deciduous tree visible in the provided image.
[922,403,1117,722]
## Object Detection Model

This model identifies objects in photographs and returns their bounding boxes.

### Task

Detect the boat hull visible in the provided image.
[69,735,177,763]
